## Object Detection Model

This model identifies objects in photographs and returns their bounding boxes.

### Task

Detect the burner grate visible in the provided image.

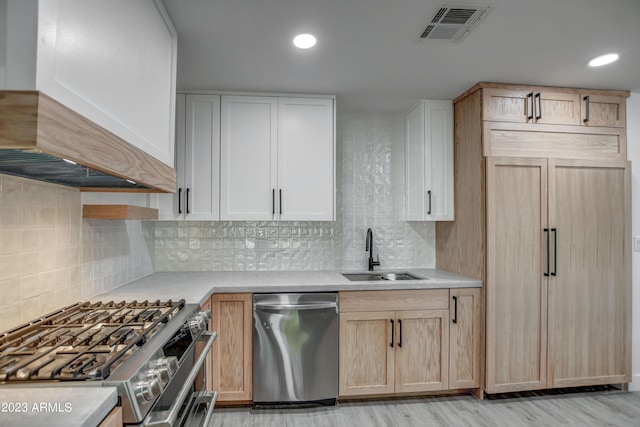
[0,299,185,381]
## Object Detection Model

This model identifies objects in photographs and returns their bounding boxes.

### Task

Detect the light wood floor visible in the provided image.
[210,390,640,426]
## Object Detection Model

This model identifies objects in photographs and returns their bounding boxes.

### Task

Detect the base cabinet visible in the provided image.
[97,407,122,427]
[338,289,480,398]
[449,288,482,389]
[210,293,253,403]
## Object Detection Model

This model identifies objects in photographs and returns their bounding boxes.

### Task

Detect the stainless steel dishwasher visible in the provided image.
[253,293,339,405]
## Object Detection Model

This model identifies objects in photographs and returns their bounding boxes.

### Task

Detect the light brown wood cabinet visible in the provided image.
[581,94,626,127]
[209,293,253,403]
[338,289,480,398]
[97,407,122,427]
[481,84,626,129]
[437,82,631,395]
[449,288,482,389]
[483,88,581,126]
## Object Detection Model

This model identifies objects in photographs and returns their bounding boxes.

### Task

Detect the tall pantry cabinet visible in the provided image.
[436,83,631,394]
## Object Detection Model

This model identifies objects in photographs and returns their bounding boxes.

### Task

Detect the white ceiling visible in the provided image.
[163,0,640,112]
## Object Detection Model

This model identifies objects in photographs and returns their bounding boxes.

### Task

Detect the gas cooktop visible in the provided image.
[0,300,185,382]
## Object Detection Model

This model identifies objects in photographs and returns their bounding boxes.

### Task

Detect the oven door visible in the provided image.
[143,331,217,427]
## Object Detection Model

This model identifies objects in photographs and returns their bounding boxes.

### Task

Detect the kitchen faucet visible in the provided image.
[365,228,380,271]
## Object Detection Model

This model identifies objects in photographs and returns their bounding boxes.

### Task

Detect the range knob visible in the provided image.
[188,310,211,335]
[135,378,162,403]
[153,356,179,383]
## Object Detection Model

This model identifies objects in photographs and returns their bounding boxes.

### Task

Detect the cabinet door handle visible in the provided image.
[527,92,534,121]
[452,296,458,324]
[279,189,283,215]
[178,188,182,214]
[583,96,590,123]
[427,190,432,215]
[185,188,190,214]
[272,189,275,215]
[535,93,542,120]
[398,319,402,347]
[544,228,550,277]
[390,319,394,348]
[551,228,558,276]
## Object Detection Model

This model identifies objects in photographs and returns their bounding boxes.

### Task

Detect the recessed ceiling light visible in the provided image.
[293,33,317,49]
[588,53,619,67]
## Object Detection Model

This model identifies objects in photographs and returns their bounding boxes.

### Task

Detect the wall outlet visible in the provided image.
[634,236,640,252]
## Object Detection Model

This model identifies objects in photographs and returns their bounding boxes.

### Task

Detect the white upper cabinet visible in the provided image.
[277,97,335,221]
[220,95,278,221]
[220,95,335,221]
[155,94,220,220]
[405,100,454,221]
[2,0,177,167]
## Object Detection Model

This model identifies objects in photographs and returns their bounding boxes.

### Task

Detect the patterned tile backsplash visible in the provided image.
[0,174,154,331]
[154,111,435,271]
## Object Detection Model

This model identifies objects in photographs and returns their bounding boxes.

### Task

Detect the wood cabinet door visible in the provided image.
[277,97,335,221]
[212,293,253,402]
[581,94,626,128]
[395,310,449,392]
[533,91,581,125]
[547,160,631,388]
[486,157,548,393]
[449,288,482,389]
[482,88,532,123]
[220,95,278,220]
[339,311,395,396]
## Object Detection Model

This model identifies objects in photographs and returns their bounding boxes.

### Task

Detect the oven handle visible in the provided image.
[144,331,217,427]
[182,390,218,427]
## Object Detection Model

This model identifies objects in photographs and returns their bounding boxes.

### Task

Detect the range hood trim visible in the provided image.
[0,91,177,193]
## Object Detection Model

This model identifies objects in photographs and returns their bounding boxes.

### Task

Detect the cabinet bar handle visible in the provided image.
[452,296,458,324]
[527,92,534,121]
[185,188,190,214]
[551,228,558,276]
[544,228,550,277]
[583,96,590,123]
[178,188,182,214]
[272,189,275,215]
[390,319,394,348]
[279,189,283,215]
[398,319,402,347]
[535,93,542,120]
[427,190,432,215]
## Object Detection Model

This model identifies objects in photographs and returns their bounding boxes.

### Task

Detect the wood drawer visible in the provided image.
[483,122,626,160]
[339,289,449,312]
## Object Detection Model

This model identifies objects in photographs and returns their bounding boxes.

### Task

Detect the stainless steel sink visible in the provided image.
[342,272,426,281]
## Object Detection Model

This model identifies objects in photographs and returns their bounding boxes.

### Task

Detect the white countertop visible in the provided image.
[94,269,482,306]
[0,386,117,427]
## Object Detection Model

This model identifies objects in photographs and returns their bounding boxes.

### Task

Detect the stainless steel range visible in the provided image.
[0,300,217,426]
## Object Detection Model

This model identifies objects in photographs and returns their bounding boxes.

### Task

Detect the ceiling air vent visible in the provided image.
[420,5,492,41]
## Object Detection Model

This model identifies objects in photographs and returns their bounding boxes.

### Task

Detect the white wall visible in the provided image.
[628,93,640,390]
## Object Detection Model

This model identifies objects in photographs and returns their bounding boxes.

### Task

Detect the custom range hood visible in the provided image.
[0,91,176,192]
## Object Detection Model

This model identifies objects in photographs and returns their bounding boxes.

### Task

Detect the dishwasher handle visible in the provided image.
[254,302,338,313]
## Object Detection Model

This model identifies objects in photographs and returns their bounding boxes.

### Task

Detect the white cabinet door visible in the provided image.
[184,94,221,220]
[220,96,278,220]
[277,97,335,221]
[405,100,454,221]
[155,94,220,220]
[405,102,427,221]
[155,94,186,220]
